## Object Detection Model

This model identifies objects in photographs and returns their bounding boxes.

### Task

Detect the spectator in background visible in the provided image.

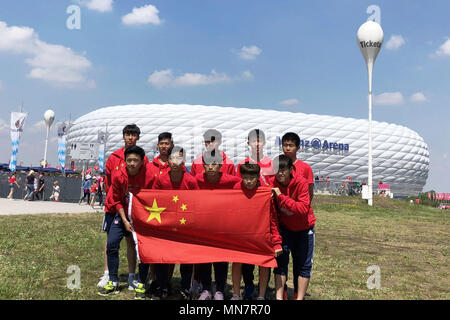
[7,173,20,199]
[24,170,36,201]
[34,173,45,200]
[90,177,98,208]
[49,181,60,202]
[97,174,105,207]
[79,174,92,205]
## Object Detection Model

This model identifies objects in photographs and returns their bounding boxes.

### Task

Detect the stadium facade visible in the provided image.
[67,104,429,196]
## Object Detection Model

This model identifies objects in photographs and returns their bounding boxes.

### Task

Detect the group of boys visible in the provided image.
[97,124,316,301]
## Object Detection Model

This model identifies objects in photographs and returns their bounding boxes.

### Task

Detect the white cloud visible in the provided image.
[76,0,113,12]
[0,118,8,132]
[237,45,262,60]
[30,120,46,132]
[373,92,404,106]
[409,92,427,103]
[279,98,300,106]
[0,21,93,87]
[122,4,162,25]
[435,39,450,56]
[240,70,254,80]
[385,35,405,50]
[148,69,233,88]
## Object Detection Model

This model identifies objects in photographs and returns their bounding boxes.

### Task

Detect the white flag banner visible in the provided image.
[97,130,106,171]
[9,112,28,172]
[57,121,70,173]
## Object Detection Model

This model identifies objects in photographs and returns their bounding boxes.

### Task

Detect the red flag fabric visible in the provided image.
[129,188,277,267]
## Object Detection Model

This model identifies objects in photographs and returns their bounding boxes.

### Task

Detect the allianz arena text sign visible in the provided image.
[300,138,350,154]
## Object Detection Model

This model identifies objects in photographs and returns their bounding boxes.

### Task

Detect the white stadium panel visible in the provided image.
[66,104,429,196]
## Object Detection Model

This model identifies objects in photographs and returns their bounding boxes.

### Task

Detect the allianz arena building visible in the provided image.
[67,104,429,196]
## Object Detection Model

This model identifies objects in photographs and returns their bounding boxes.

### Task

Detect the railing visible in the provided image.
[314,179,363,196]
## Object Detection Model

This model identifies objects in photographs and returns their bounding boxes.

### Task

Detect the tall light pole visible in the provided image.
[43,109,55,168]
[357,21,383,206]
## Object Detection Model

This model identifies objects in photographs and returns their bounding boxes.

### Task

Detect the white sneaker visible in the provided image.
[214,291,224,300]
[128,277,139,291]
[97,273,109,288]
[230,294,242,300]
[198,290,212,300]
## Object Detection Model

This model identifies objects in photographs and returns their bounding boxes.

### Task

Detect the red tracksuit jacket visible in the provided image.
[236,156,274,179]
[153,169,200,190]
[148,155,171,178]
[104,161,155,215]
[189,151,235,177]
[270,174,316,232]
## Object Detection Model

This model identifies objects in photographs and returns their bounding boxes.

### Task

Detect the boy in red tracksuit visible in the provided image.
[231,163,282,300]
[281,131,315,298]
[236,129,273,181]
[136,146,199,300]
[99,146,155,296]
[148,132,174,178]
[100,124,149,290]
[195,150,241,300]
[190,129,235,176]
[282,132,314,201]
[270,155,316,300]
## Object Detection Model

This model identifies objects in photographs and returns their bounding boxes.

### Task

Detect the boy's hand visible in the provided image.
[124,220,134,233]
[275,248,283,257]
[271,187,281,198]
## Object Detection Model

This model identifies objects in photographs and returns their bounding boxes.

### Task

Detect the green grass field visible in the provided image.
[0,195,448,300]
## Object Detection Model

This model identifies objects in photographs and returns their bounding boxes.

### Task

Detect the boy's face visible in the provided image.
[123,133,139,147]
[168,152,184,172]
[242,174,259,190]
[204,139,220,152]
[158,138,173,156]
[275,167,293,186]
[282,140,300,159]
[203,162,222,178]
[126,153,143,176]
[248,137,265,155]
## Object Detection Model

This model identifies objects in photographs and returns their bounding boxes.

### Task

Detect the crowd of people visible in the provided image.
[6,170,61,202]
[78,172,105,208]
[96,124,316,301]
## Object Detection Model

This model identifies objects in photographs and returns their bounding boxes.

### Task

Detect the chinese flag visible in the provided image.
[130,189,277,267]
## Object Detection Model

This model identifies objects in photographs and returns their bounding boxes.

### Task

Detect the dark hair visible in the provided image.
[282,132,300,147]
[168,145,185,161]
[203,129,222,143]
[124,145,145,160]
[123,124,141,136]
[202,149,223,165]
[239,162,260,176]
[248,129,266,143]
[158,132,173,143]
[273,154,293,172]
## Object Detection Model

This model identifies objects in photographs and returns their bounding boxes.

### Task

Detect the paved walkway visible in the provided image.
[0,198,102,215]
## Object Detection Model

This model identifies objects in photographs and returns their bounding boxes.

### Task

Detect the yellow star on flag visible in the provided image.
[180,203,187,211]
[146,198,166,224]
[180,218,186,225]
[172,195,179,203]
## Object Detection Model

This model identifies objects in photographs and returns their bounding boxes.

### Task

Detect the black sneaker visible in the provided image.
[151,288,168,300]
[179,288,192,300]
[243,283,255,300]
[147,280,158,294]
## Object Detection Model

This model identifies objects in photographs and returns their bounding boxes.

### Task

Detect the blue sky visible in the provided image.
[0,0,449,192]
